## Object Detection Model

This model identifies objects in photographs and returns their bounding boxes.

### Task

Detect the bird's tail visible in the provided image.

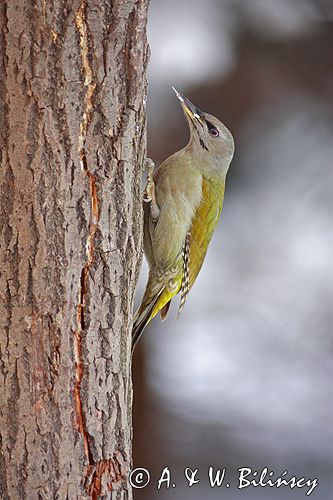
[132,271,182,353]
[131,288,164,354]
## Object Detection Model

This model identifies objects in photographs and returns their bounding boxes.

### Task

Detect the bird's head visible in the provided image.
[173,87,234,175]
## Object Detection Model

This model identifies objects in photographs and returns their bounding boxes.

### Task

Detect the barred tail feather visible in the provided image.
[178,231,191,317]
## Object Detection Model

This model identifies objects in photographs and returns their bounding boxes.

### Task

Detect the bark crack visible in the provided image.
[73,0,99,470]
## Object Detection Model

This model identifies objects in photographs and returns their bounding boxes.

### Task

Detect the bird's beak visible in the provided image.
[172,87,204,127]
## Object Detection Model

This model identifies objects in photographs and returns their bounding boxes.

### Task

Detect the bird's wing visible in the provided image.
[148,153,203,271]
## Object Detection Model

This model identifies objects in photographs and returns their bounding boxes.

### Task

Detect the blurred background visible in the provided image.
[132,1,333,498]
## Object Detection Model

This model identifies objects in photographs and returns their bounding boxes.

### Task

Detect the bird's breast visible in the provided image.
[188,177,225,289]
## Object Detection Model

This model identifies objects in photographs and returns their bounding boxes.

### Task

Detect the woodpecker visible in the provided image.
[132,88,234,352]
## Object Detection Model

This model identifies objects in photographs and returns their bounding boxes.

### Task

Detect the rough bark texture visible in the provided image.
[0,1,149,498]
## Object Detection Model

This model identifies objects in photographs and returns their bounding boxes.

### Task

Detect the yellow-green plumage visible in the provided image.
[132,89,234,352]
[188,178,225,289]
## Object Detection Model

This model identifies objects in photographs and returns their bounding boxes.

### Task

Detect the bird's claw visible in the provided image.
[143,158,160,221]
[143,158,155,203]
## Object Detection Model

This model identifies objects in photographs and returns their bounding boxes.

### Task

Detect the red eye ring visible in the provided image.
[210,127,219,137]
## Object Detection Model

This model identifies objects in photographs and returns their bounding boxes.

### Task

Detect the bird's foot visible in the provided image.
[143,158,160,222]
[143,158,155,202]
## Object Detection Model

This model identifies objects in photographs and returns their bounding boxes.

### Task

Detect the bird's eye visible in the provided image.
[209,127,219,137]
[206,120,220,138]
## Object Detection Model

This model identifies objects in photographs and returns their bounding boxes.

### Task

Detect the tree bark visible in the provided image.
[0,1,149,498]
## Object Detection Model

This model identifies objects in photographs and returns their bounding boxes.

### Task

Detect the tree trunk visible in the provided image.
[0,1,149,498]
